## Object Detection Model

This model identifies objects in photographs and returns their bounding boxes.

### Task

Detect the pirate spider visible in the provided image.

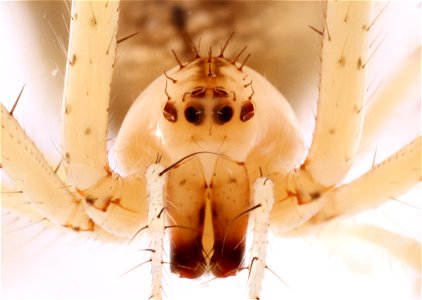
[1,1,420,299]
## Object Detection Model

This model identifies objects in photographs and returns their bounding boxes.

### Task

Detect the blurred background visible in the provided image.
[1,1,420,300]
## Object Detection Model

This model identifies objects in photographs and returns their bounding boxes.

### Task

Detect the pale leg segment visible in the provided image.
[146,164,166,300]
[62,0,119,189]
[306,136,421,226]
[60,1,149,237]
[248,178,274,299]
[293,2,374,192]
[1,104,93,232]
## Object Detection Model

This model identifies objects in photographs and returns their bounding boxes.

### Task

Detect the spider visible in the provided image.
[1,1,420,300]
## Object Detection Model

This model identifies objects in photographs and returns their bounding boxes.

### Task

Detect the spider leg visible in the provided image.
[360,48,420,150]
[1,104,95,233]
[247,177,274,299]
[270,2,421,233]
[146,164,166,299]
[300,136,420,229]
[62,0,119,189]
[270,2,375,233]
[299,2,373,188]
[61,1,149,238]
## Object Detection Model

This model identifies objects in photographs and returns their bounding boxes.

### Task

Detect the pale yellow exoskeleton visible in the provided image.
[1,1,420,300]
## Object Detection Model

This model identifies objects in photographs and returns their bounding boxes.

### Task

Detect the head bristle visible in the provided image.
[238,53,251,71]
[208,46,213,62]
[248,83,255,99]
[191,46,200,58]
[164,80,171,100]
[219,31,235,58]
[191,40,201,59]
[171,49,185,69]
[208,62,216,77]
[163,70,177,84]
[230,45,248,64]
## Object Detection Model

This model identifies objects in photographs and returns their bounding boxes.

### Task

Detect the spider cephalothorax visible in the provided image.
[113,42,305,279]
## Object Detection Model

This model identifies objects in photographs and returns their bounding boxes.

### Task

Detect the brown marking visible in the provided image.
[208,62,216,77]
[213,87,229,98]
[84,127,91,135]
[64,218,94,232]
[85,195,96,205]
[210,239,245,278]
[357,57,363,70]
[69,54,77,66]
[170,236,206,278]
[166,157,207,278]
[329,128,336,135]
[338,56,345,66]
[104,165,113,176]
[344,2,352,22]
[209,157,250,278]
[190,87,206,98]
[240,101,255,122]
[10,84,25,116]
[89,2,97,26]
[163,102,178,122]
[310,192,321,200]
[85,194,111,212]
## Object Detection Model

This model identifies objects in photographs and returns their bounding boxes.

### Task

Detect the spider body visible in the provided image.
[1,1,420,300]
[114,54,304,279]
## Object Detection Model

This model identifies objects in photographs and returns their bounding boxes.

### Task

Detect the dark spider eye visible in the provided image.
[240,101,254,122]
[190,87,206,97]
[184,105,204,125]
[163,102,177,122]
[214,105,233,124]
[213,87,229,97]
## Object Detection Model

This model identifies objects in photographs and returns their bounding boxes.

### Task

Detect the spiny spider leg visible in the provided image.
[62,1,149,238]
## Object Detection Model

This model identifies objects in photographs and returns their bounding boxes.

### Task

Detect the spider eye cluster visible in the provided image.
[163,86,254,126]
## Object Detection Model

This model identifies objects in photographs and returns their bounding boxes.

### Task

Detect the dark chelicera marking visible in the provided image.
[170,235,206,279]
[163,102,178,122]
[210,238,245,278]
[169,203,207,279]
[240,100,255,121]
[184,103,204,125]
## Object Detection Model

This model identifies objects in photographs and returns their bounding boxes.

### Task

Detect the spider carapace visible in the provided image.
[114,53,304,278]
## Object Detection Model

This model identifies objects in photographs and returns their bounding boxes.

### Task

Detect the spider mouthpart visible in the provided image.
[240,100,255,121]
[163,102,177,122]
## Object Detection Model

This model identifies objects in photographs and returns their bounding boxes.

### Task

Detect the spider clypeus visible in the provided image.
[1,1,420,300]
